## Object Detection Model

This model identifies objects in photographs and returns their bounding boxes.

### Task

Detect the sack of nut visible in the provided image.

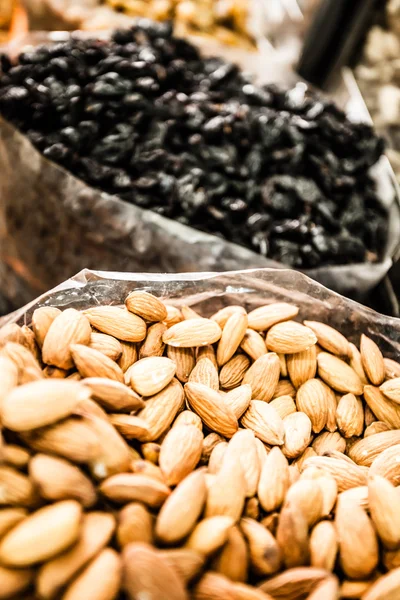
[1,267,400,600]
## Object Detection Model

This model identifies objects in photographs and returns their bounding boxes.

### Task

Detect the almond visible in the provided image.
[70,344,124,382]
[217,312,248,366]
[317,352,363,395]
[163,318,221,347]
[276,500,309,568]
[160,549,205,584]
[42,309,91,370]
[242,353,280,402]
[266,321,317,354]
[286,345,317,389]
[363,568,400,600]
[296,378,328,433]
[364,421,390,437]
[185,382,238,438]
[62,548,121,600]
[31,306,61,348]
[336,393,364,438]
[0,466,38,507]
[368,474,400,550]
[100,473,170,507]
[2,379,90,432]
[307,577,339,600]
[139,322,167,359]
[167,346,195,383]
[173,410,203,430]
[241,517,281,576]
[258,447,290,512]
[125,291,167,322]
[211,305,247,329]
[269,395,296,419]
[109,414,150,441]
[223,384,252,419]
[364,385,400,428]
[156,470,207,543]
[273,379,296,399]
[117,503,153,547]
[0,323,26,346]
[303,321,350,357]
[259,567,329,599]
[361,334,385,386]
[224,429,260,497]
[2,341,43,384]
[118,341,137,372]
[189,357,219,391]
[240,329,267,361]
[208,442,228,474]
[319,380,338,432]
[0,508,27,538]
[370,444,400,485]
[85,306,146,342]
[83,377,144,412]
[181,305,202,320]
[312,431,346,455]
[0,356,18,413]
[213,527,248,584]
[247,303,299,331]
[89,332,122,361]
[186,516,234,555]
[384,357,400,380]
[349,342,368,384]
[380,377,400,404]
[220,354,250,389]
[205,456,246,521]
[310,521,338,571]
[131,460,164,482]
[87,415,131,479]
[164,305,183,327]
[0,500,82,566]
[136,379,184,442]
[128,357,176,396]
[197,345,218,369]
[241,400,284,445]
[159,425,203,486]
[348,430,400,466]
[0,565,33,599]
[302,455,368,491]
[281,412,312,459]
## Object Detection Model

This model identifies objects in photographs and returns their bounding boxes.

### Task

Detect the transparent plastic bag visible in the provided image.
[2,267,400,360]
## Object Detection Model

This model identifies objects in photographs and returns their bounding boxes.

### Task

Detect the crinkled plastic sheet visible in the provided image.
[0,32,399,312]
[2,267,400,360]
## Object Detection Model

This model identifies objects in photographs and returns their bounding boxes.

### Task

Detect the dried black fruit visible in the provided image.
[0,23,388,268]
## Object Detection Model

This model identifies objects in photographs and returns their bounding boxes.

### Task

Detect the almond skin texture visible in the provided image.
[82,378,144,412]
[216,312,248,366]
[219,354,251,389]
[42,309,92,370]
[163,318,222,348]
[368,474,400,550]
[84,306,146,342]
[282,412,312,459]
[70,344,124,383]
[189,358,219,391]
[247,303,299,331]
[100,473,170,507]
[241,400,284,445]
[62,548,121,600]
[258,447,290,513]
[266,321,317,354]
[128,357,176,396]
[380,377,400,404]
[242,353,280,402]
[135,379,184,442]
[287,346,317,389]
[303,321,350,357]
[185,382,238,438]
[167,346,195,383]
[89,333,122,361]
[125,291,167,322]
[296,378,328,433]
[361,334,385,386]
[159,425,203,486]
[32,307,61,348]
[317,352,363,395]
[240,329,267,361]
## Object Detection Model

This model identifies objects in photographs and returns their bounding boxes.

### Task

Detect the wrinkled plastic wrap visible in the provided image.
[0,32,399,312]
[2,267,400,360]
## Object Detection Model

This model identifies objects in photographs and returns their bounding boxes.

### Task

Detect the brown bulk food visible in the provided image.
[1,268,400,598]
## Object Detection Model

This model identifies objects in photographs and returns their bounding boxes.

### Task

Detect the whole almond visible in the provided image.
[131,460,164,482]
[292,447,317,471]
[0,356,18,412]
[364,421,390,437]
[258,447,290,512]
[87,415,131,479]
[117,503,153,547]
[197,345,218,369]
[42,309,91,370]
[242,353,280,402]
[189,358,219,391]
[29,454,97,507]
[296,378,328,433]
[213,525,248,583]
[312,431,346,455]
[62,548,121,600]
[317,352,363,395]
[0,508,27,538]
[349,430,400,466]
[276,500,309,568]
[205,457,246,521]
[349,342,368,384]
[310,521,338,571]
[336,393,364,438]
[163,318,221,348]
[319,380,338,432]
[287,345,317,389]
[0,500,82,566]
[370,444,400,485]
[159,425,203,486]
[335,495,379,579]
[2,379,90,432]
[361,334,385,386]
[269,395,296,419]
[186,516,234,555]
[2,341,43,384]
[136,379,184,442]
[181,305,202,320]
[100,473,170,507]
[240,329,267,361]
[303,455,368,491]
[192,571,235,600]
[109,414,150,441]
[223,384,252,419]
[125,291,167,322]
[363,568,400,600]
[273,379,296,399]
[266,321,317,354]
[139,322,166,359]
[224,429,260,497]
[220,354,251,389]
[241,517,281,576]
[364,385,400,429]
[118,341,137,372]
[217,312,248,366]
[123,542,188,600]
[185,382,238,438]
[83,378,144,412]
[0,466,38,507]
[211,305,247,329]
[85,306,146,342]
[156,470,207,543]
[241,400,284,445]
[164,305,183,327]
[89,332,122,361]
[281,412,312,459]
[259,567,329,599]
[368,474,400,549]
[173,410,203,430]
[0,565,33,599]
[70,344,124,383]
[0,323,26,346]
[208,442,228,474]
[303,321,350,357]
[128,357,176,396]
[248,303,299,331]
[384,357,400,380]
[167,346,195,383]
[159,548,205,583]
[307,577,339,600]
[31,306,61,348]
[380,377,400,404]
[284,480,323,527]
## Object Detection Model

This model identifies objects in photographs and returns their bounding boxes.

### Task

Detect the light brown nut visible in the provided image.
[368,474,400,550]
[29,453,97,507]
[370,444,400,485]
[348,430,400,466]
[163,318,221,347]
[31,306,61,348]
[2,341,43,384]
[216,312,248,366]
[0,500,82,567]
[159,425,203,486]
[384,357,400,380]
[139,322,167,359]
[317,352,363,395]
[197,345,218,369]
[42,309,91,370]
[87,415,131,480]
[302,455,368,491]
[117,503,153,548]
[0,565,34,599]
[292,447,317,471]
[159,549,205,584]
[380,377,400,404]
[257,447,289,513]
[336,393,364,438]
[118,341,137,372]
[312,431,346,455]
[364,421,390,437]
[83,377,144,412]
[361,334,385,386]
[241,517,281,576]
[84,306,147,342]
[223,384,252,419]
[242,353,280,402]
[164,305,183,327]
[269,395,296,419]
[205,456,246,522]
[276,500,309,568]
[247,303,299,331]
[173,410,203,430]
[137,379,184,442]
[219,354,250,389]
[0,356,18,413]
[123,542,188,600]
[208,442,228,475]
[240,329,267,361]
[192,571,235,600]
[364,385,400,428]
[185,516,234,556]
[303,321,350,357]
[211,305,247,329]
[335,495,379,579]
[130,460,164,482]
[100,473,170,507]
[125,291,167,322]
[296,378,328,433]
[241,400,284,445]
[181,306,202,320]
[0,508,27,539]
[310,521,338,571]
[2,379,90,432]
[167,346,195,383]
[362,568,400,600]
[0,466,38,507]
[284,479,324,527]
[201,433,226,464]
[89,332,122,361]
[272,379,296,399]
[287,345,317,389]
[306,577,339,600]
[266,321,317,354]
[281,412,312,459]
[319,380,338,433]
[223,429,260,497]
[212,526,248,583]
[156,469,207,544]
[62,548,121,600]
[128,356,176,396]
[259,567,329,599]
[0,323,26,347]
[109,414,150,441]
[189,357,219,391]
[71,344,124,383]
[185,382,238,438]
[349,342,368,384]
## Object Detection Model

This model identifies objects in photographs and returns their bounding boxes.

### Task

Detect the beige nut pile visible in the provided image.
[0,291,400,599]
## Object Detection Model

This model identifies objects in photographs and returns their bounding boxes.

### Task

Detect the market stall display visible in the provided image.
[1,267,400,599]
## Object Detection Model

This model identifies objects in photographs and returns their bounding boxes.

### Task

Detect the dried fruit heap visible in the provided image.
[0,23,387,268]
[0,291,400,599]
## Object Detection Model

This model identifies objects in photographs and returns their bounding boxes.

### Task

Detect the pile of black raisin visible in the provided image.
[0,21,388,268]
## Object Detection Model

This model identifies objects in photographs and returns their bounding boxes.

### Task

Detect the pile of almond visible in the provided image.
[0,291,400,600]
